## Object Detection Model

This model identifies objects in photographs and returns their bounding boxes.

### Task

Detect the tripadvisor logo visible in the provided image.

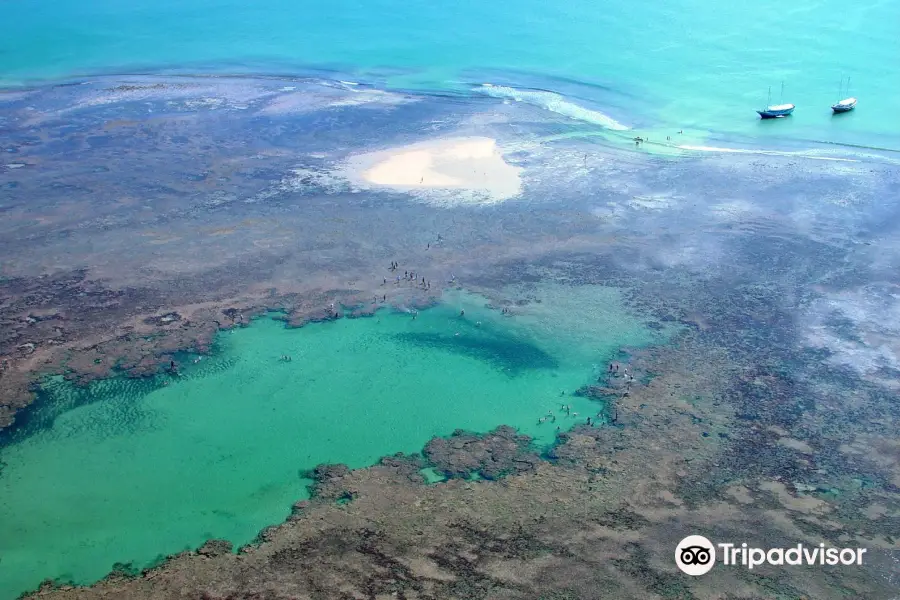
[676,536,716,575]
[675,535,867,576]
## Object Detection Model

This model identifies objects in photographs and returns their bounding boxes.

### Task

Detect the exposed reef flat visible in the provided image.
[1,76,899,599]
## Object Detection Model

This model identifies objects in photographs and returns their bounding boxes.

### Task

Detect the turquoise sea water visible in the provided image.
[2,0,899,148]
[0,287,670,599]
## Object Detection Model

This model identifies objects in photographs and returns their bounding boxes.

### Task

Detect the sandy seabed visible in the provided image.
[344,136,523,205]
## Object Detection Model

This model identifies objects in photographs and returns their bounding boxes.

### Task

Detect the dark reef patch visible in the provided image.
[0,375,160,447]
[392,330,557,375]
[822,309,863,343]
[612,543,697,600]
[423,426,540,480]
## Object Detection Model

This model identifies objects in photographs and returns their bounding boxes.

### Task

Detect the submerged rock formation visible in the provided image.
[424,426,540,480]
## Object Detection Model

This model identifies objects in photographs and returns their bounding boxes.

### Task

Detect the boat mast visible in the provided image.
[846,76,851,98]
[767,86,771,108]
[780,81,784,104]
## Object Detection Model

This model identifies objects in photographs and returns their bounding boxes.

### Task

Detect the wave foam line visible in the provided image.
[678,144,860,162]
[477,83,629,131]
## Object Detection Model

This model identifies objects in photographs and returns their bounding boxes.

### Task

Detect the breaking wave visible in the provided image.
[476,83,629,131]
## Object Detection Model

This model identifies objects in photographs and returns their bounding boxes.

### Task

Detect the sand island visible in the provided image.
[344,136,524,204]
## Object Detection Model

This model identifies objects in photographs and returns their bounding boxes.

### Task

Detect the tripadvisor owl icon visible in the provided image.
[676,535,716,576]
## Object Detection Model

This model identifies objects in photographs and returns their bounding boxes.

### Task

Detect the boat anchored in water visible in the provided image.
[832,76,857,113]
[758,103,795,119]
[832,98,857,113]
[757,83,794,119]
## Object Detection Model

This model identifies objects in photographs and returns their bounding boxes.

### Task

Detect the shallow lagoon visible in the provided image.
[0,286,669,598]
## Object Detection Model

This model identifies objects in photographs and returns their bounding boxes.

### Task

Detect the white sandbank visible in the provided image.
[344,136,523,204]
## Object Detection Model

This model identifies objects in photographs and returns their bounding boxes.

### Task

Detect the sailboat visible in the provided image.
[757,82,795,119]
[832,76,857,113]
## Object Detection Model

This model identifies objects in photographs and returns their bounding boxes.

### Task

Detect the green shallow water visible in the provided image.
[0,286,669,598]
